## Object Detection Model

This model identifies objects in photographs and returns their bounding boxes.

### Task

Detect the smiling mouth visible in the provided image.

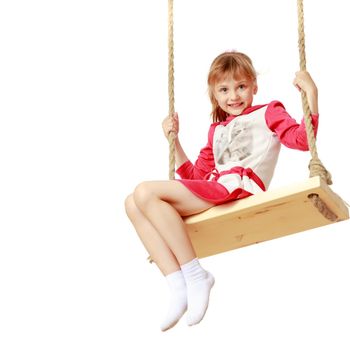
[228,102,243,108]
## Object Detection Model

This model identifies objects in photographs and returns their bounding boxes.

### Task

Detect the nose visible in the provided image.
[228,90,238,101]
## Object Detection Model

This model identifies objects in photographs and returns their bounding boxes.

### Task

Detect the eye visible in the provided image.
[238,84,246,90]
[219,87,228,92]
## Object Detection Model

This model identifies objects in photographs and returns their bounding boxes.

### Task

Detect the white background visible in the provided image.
[1,0,349,349]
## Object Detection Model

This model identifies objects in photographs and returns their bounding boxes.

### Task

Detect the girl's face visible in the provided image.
[213,76,257,116]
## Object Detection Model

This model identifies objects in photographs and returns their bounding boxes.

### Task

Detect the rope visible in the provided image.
[168,0,176,180]
[297,0,337,221]
[148,0,176,264]
[297,0,332,185]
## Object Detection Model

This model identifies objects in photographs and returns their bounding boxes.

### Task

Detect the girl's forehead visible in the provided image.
[215,74,248,85]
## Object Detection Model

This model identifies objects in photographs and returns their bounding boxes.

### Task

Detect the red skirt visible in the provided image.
[177,178,253,205]
[176,167,267,205]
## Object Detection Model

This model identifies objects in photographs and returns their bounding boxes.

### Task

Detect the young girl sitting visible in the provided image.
[124,51,318,331]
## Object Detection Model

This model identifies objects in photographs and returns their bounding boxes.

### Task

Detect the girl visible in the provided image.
[124,51,318,331]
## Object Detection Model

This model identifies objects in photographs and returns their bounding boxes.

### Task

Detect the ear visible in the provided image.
[253,83,258,95]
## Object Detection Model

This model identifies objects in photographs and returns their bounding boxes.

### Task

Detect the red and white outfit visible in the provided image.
[176,100,319,204]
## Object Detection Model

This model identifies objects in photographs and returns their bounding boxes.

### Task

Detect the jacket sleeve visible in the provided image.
[265,100,319,151]
[176,124,216,180]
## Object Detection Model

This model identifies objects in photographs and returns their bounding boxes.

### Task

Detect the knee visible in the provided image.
[124,193,138,219]
[133,181,156,211]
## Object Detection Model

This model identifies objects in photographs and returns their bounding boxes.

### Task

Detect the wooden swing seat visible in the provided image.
[184,176,349,258]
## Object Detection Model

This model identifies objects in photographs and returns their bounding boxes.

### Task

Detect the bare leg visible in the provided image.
[131,180,214,269]
[125,194,180,275]
[125,180,215,330]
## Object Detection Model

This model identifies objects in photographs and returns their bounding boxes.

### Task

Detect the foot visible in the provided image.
[186,271,215,326]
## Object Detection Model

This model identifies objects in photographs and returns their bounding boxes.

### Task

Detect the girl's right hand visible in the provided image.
[162,112,179,139]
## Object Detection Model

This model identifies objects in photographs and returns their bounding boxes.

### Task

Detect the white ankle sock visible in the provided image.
[160,270,187,331]
[181,258,215,326]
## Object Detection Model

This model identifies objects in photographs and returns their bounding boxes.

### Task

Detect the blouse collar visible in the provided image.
[225,104,267,123]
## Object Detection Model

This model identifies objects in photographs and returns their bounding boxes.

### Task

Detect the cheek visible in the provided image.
[243,90,254,100]
[214,92,222,100]
[218,97,227,106]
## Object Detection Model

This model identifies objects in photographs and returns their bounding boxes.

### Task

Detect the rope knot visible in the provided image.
[308,158,333,185]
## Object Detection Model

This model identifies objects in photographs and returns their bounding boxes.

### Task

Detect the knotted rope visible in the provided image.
[297,0,337,221]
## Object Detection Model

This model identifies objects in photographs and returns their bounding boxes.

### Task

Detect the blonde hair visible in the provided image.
[208,51,257,122]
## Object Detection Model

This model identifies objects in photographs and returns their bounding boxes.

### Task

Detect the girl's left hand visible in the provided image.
[293,70,319,114]
[293,70,318,95]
